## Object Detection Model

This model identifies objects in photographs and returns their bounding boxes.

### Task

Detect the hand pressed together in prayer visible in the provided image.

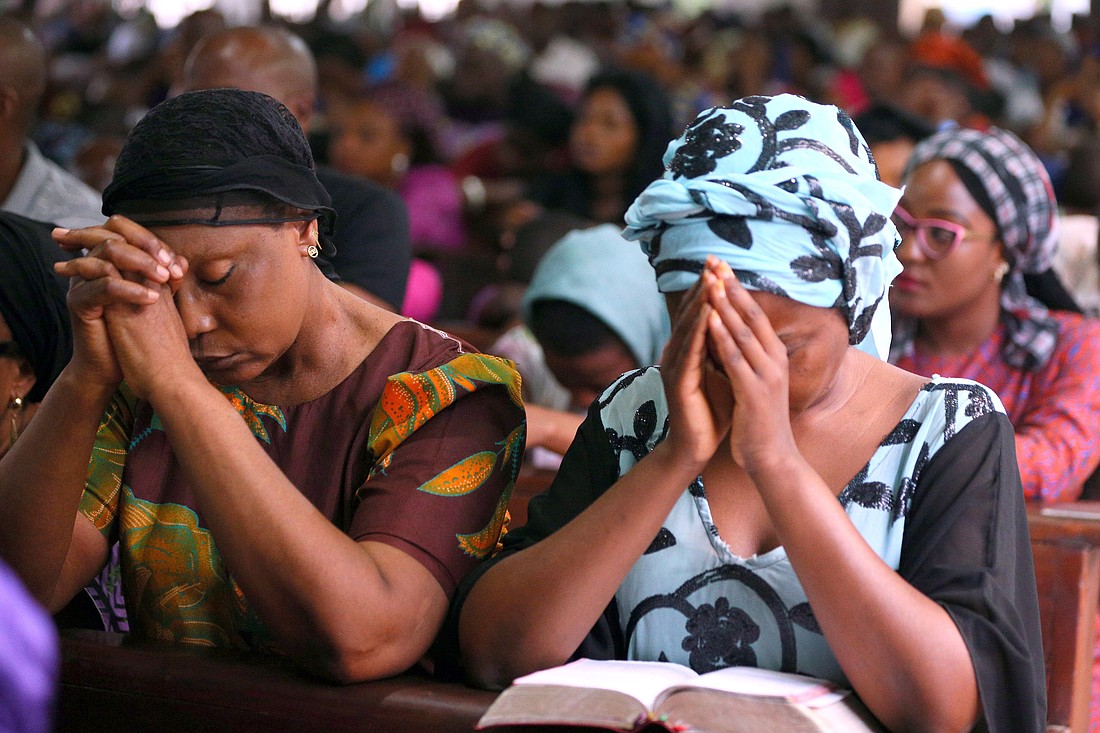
[52,216,197,399]
[701,256,798,475]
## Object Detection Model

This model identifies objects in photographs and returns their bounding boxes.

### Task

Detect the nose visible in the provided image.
[895,228,927,265]
[174,284,216,342]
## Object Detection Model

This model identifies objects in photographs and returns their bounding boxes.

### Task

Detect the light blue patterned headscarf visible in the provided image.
[622,94,903,359]
[523,223,670,366]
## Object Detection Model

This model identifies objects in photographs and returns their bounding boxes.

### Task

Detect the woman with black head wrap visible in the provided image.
[0,89,524,682]
[0,212,71,458]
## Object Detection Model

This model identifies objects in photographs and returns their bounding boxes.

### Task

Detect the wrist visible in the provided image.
[649,439,709,483]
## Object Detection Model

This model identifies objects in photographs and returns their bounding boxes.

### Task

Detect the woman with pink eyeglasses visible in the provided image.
[888,126,1100,504]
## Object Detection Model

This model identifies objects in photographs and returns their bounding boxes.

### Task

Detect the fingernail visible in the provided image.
[52,227,70,236]
[157,249,172,265]
[170,262,184,278]
[156,265,170,280]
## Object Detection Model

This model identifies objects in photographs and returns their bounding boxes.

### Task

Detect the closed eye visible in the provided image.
[200,265,234,287]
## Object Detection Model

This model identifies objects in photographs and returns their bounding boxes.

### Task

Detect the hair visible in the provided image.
[852,103,937,146]
[0,18,47,131]
[528,299,631,360]
[581,67,675,206]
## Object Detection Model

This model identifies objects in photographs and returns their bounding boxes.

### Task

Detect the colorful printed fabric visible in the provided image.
[894,311,1100,502]
[894,126,1061,370]
[77,321,524,651]
[622,94,903,359]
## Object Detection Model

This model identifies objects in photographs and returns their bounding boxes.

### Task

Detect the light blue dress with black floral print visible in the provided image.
[604,367,1002,685]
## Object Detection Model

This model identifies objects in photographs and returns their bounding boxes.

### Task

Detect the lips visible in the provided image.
[192,353,241,372]
[892,274,923,293]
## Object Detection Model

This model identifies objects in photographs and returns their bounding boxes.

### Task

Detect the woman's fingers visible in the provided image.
[56,258,161,306]
[52,216,184,286]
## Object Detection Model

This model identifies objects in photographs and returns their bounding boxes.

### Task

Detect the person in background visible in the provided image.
[0,18,102,229]
[852,102,936,189]
[329,81,466,254]
[515,67,674,227]
[448,95,1044,733]
[180,25,412,312]
[0,89,523,682]
[0,212,71,461]
[889,126,1100,503]
[497,223,669,459]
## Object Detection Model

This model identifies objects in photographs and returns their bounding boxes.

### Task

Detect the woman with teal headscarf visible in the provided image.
[450,95,1044,732]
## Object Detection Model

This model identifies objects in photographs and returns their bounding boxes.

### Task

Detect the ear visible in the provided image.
[0,84,20,123]
[10,356,35,403]
[296,219,320,260]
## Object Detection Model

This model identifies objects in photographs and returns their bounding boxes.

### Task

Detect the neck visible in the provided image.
[238,274,396,406]
[913,290,1002,357]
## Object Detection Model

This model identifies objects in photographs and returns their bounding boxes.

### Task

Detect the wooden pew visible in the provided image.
[1029,504,1100,733]
[55,630,609,733]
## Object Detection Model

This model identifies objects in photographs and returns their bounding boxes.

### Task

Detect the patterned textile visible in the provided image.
[76,322,523,650]
[599,368,999,684]
[894,311,1100,502]
[622,94,903,359]
[893,126,1060,370]
[522,223,670,366]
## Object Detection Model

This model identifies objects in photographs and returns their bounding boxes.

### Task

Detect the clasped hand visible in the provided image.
[53,216,198,399]
[661,256,795,475]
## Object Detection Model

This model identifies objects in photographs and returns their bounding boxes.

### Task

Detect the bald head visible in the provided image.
[0,17,47,134]
[182,26,318,132]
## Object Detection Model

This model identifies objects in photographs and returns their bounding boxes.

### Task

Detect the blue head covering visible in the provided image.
[622,94,902,359]
[523,224,670,366]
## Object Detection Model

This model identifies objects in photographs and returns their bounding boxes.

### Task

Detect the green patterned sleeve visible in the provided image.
[77,385,138,540]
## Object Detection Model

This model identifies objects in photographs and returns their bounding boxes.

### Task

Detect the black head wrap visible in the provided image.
[0,213,73,402]
[102,89,337,256]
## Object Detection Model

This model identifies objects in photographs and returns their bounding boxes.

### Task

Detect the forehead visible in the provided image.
[138,205,288,259]
[665,287,845,341]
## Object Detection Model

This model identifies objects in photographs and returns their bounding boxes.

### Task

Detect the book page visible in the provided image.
[668,666,850,708]
[511,658,700,709]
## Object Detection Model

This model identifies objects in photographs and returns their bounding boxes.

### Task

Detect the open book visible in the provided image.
[477,659,885,732]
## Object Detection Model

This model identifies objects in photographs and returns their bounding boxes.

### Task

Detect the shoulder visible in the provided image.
[908,376,1006,444]
[594,367,667,450]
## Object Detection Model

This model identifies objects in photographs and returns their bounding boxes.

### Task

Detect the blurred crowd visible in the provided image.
[8,0,1100,324]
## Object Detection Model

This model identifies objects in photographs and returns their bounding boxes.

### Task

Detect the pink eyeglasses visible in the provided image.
[891,206,996,260]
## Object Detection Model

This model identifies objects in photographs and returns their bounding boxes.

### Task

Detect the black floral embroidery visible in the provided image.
[708,216,754,248]
[645,527,678,554]
[669,113,745,179]
[774,109,810,132]
[788,603,821,634]
[625,565,799,673]
[606,399,659,464]
[881,419,922,446]
[681,597,760,672]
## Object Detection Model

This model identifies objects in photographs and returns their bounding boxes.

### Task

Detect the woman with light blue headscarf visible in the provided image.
[450,95,1043,732]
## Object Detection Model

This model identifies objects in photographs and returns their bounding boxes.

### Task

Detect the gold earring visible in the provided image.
[306,244,319,259]
[8,396,23,448]
[993,261,1010,283]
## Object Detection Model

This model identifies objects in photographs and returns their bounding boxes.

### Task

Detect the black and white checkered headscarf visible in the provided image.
[892,126,1060,370]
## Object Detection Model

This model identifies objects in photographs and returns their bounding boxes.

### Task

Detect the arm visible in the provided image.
[0,218,180,605]
[901,411,1046,733]
[706,262,979,733]
[1011,317,1100,502]
[460,275,731,688]
[524,403,584,455]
